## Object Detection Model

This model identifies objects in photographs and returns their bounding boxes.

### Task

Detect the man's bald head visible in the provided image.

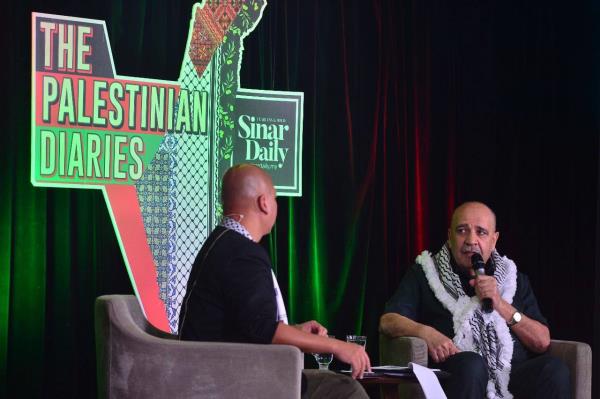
[221,164,274,214]
[221,164,278,240]
[451,201,497,231]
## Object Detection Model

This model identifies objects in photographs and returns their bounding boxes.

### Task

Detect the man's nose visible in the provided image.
[465,230,478,244]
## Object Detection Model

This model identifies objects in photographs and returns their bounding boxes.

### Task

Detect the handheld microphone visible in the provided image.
[471,253,493,313]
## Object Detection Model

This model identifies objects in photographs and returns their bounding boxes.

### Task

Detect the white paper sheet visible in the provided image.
[410,362,447,399]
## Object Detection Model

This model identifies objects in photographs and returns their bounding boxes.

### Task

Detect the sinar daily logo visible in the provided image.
[31,0,303,333]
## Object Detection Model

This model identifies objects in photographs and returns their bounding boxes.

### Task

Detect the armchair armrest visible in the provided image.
[547,339,592,399]
[96,295,303,398]
[378,332,592,399]
[102,329,304,398]
[379,334,428,367]
[379,334,428,399]
[138,340,303,398]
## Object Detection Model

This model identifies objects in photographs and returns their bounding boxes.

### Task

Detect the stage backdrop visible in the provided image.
[30,0,303,334]
[2,0,599,398]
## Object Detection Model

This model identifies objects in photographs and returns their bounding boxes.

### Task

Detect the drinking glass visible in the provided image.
[346,335,367,349]
[312,335,335,370]
[312,353,334,370]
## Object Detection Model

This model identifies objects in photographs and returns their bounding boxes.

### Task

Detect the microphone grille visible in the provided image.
[471,253,484,266]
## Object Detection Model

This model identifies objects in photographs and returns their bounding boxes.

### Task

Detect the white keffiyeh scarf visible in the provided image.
[416,244,517,399]
[221,217,288,325]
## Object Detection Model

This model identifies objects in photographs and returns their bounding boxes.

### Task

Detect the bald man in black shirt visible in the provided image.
[380,202,570,399]
[179,164,370,398]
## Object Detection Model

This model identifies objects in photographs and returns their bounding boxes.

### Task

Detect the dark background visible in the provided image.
[2,0,598,397]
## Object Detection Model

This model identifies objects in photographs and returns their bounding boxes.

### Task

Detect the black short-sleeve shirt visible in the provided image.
[384,262,548,364]
[179,226,279,344]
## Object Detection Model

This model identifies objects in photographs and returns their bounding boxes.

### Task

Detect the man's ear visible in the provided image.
[492,231,499,250]
[257,194,268,214]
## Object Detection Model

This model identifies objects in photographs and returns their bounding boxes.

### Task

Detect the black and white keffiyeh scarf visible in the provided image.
[416,245,517,399]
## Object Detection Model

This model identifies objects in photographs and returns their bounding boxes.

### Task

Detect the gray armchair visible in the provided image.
[379,334,592,399]
[95,295,303,399]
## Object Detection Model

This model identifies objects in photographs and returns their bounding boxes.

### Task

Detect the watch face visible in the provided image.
[513,312,522,323]
[513,312,521,323]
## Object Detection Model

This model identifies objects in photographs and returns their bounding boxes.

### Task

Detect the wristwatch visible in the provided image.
[507,311,522,327]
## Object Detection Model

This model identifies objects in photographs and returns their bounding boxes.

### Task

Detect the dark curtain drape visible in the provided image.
[2,0,598,397]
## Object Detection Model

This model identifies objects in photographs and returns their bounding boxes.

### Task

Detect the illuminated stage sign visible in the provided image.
[31,0,303,332]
